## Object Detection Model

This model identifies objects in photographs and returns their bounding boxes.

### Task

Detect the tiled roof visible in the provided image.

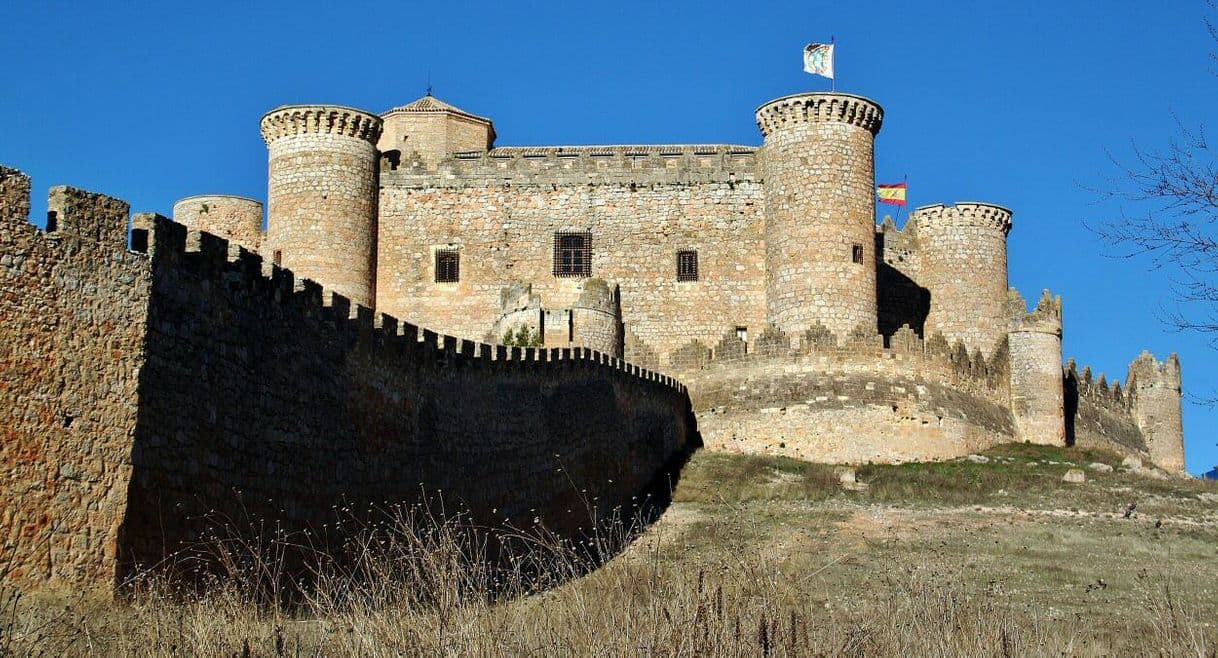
[382,95,492,124]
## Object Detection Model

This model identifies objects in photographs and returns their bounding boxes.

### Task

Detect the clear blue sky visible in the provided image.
[2,1,1215,474]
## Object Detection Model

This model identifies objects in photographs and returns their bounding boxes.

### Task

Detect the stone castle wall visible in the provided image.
[876,219,929,340]
[1,170,151,588]
[1064,360,1147,457]
[376,171,767,366]
[678,325,1016,464]
[0,170,697,592]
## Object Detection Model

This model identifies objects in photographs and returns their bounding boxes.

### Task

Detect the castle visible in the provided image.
[0,87,1187,592]
[177,91,1186,468]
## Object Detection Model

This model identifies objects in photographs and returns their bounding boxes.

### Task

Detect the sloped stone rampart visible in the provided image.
[680,338,1015,464]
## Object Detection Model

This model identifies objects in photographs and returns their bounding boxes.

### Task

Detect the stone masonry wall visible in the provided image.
[1,169,697,591]
[376,176,766,368]
[378,109,494,171]
[1064,361,1148,458]
[876,219,929,340]
[117,215,696,584]
[676,324,1015,464]
[172,195,264,253]
[1,171,151,589]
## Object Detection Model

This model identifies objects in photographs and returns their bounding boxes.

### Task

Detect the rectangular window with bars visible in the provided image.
[676,250,699,281]
[553,231,591,277]
[851,244,864,264]
[435,248,460,283]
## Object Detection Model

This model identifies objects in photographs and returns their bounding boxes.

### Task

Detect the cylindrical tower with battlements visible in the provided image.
[1008,289,1065,446]
[260,105,383,307]
[914,202,1013,356]
[1129,352,1186,471]
[756,93,884,341]
[172,195,264,253]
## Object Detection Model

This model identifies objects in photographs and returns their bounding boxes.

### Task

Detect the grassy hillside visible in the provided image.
[5,444,1217,656]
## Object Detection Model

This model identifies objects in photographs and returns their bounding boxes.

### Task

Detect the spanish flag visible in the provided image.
[877,182,908,206]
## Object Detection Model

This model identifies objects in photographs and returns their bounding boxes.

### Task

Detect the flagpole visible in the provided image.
[830,35,836,92]
[894,173,906,223]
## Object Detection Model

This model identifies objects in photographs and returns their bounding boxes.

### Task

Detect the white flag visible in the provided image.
[803,43,835,79]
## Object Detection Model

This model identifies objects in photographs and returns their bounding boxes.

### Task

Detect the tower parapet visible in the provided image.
[757,93,883,342]
[914,202,1013,356]
[1128,351,1185,471]
[1007,288,1065,446]
[261,105,382,307]
[172,195,264,253]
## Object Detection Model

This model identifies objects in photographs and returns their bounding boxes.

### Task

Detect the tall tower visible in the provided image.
[1129,352,1186,471]
[914,202,1013,356]
[1007,289,1065,446]
[172,195,264,253]
[260,105,383,307]
[756,93,883,340]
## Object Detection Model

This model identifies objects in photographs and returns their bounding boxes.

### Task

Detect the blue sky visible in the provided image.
[2,1,1215,474]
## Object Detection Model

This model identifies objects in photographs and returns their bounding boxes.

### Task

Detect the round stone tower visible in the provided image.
[172,195,264,253]
[1007,289,1065,446]
[756,93,884,341]
[913,202,1013,356]
[1129,352,1186,471]
[260,105,383,307]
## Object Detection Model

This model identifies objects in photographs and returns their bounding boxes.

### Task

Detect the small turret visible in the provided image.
[913,202,1013,357]
[1007,288,1065,446]
[377,95,495,171]
[261,105,383,307]
[1128,351,1186,471]
[756,92,884,342]
[172,195,264,254]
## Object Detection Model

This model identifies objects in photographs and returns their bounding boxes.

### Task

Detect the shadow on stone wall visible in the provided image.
[112,215,700,596]
[877,261,929,341]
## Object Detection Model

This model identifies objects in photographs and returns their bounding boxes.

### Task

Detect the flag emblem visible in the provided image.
[877,183,908,206]
[803,43,835,79]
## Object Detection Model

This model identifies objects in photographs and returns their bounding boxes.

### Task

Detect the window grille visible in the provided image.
[435,249,460,283]
[851,244,864,264]
[676,250,699,281]
[553,231,591,277]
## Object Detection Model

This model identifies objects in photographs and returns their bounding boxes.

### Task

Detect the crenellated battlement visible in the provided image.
[877,215,920,264]
[1128,350,1182,390]
[910,202,1013,236]
[260,105,383,144]
[754,92,884,137]
[1065,358,1130,410]
[0,165,31,222]
[669,322,1007,397]
[1008,288,1062,334]
[127,213,680,390]
[380,143,758,187]
[41,186,132,248]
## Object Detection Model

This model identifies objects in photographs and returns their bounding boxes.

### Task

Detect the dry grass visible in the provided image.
[4,444,1217,656]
